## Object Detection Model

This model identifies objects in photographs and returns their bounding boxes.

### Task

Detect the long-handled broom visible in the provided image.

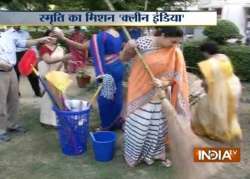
[104,0,156,80]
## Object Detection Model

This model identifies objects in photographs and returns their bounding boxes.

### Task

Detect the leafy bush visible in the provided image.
[183,41,250,81]
[85,26,100,39]
[220,45,250,81]
[29,31,44,39]
[203,20,241,44]
[183,40,204,74]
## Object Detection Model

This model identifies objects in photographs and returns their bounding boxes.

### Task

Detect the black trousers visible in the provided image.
[14,51,41,97]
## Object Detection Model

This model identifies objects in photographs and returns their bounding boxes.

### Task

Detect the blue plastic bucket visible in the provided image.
[53,106,90,156]
[91,131,116,162]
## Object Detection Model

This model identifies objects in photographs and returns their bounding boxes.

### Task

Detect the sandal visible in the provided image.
[161,159,172,168]
[145,158,154,165]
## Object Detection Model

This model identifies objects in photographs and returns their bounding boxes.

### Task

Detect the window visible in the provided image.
[246,8,250,16]
[245,8,250,35]
[200,8,209,11]
[215,8,222,19]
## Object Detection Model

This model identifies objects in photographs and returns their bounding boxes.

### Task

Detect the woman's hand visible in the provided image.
[127,39,137,48]
[53,27,65,40]
[120,39,137,61]
[38,36,56,44]
[155,87,167,100]
[96,75,105,83]
[153,77,171,89]
[161,77,172,87]
[53,30,86,50]
[153,78,164,88]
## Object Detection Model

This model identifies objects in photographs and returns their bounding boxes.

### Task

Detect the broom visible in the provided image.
[104,0,155,80]
[158,88,222,179]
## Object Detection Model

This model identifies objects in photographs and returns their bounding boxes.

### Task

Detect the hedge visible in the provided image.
[220,45,250,81]
[29,31,44,39]
[183,41,250,81]
[183,41,204,75]
[203,20,241,44]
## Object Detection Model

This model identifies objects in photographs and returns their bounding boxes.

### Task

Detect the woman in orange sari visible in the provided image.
[120,27,190,167]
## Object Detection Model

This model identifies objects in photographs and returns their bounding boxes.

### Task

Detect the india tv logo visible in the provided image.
[193,147,240,162]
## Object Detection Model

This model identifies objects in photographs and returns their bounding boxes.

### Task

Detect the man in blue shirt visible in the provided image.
[11,26,42,97]
[0,31,53,143]
[118,27,142,45]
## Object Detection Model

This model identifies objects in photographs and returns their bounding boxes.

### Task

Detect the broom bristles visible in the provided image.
[161,98,223,179]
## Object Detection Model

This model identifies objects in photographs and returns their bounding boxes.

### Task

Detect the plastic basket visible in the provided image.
[53,106,90,156]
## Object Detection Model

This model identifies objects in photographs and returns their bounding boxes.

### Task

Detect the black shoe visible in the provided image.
[0,133,11,143]
[35,91,44,97]
[37,91,45,97]
[7,126,28,134]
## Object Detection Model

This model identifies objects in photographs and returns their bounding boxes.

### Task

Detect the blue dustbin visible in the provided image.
[91,131,116,162]
[53,106,90,156]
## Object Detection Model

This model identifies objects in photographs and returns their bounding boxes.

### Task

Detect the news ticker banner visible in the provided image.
[0,11,217,26]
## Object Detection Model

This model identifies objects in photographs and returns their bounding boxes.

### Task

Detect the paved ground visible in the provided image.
[0,69,249,179]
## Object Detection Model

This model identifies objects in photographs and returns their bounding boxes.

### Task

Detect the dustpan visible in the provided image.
[18,49,37,76]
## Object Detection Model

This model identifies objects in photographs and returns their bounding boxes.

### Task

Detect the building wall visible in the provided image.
[189,0,250,41]
[222,4,246,37]
[198,0,250,7]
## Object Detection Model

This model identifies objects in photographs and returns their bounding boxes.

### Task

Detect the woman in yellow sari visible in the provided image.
[191,42,242,142]
[121,27,190,167]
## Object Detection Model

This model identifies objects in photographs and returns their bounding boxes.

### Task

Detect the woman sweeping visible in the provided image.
[38,29,71,127]
[191,42,242,142]
[158,42,242,179]
[120,27,190,167]
[54,27,124,131]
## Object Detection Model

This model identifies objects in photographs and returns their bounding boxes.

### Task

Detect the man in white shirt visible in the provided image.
[0,31,53,143]
[10,26,41,97]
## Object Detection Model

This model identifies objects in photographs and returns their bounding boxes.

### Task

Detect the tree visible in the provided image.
[0,0,194,11]
[203,20,241,44]
[0,0,49,10]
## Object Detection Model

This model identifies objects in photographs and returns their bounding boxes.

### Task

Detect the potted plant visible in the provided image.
[76,69,91,88]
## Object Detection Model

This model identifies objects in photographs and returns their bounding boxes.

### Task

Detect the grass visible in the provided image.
[1,79,250,179]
